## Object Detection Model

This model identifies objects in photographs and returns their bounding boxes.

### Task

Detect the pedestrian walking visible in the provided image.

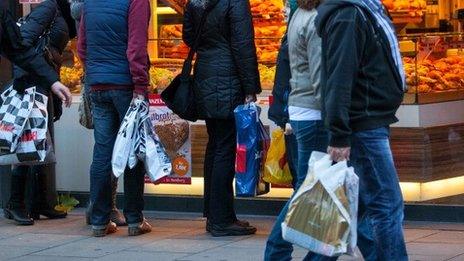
[69,0,127,227]
[77,0,151,237]
[183,0,261,237]
[267,0,298,189]
[264,0,328,259]
[3,0,74,226]
[315,0,408,260]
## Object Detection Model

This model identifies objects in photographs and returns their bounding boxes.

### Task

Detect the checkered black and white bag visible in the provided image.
[0,86,52,165]
[0,86,36,153]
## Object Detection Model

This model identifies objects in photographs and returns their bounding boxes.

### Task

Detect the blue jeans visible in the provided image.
[265,120,328,261]
[89,90,145,227]
[284,133,298,188]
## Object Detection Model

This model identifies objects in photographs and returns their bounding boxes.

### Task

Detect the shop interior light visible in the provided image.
[144,177,464,202]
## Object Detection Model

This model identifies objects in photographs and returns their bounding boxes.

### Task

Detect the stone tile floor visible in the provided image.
[0,209,463,261]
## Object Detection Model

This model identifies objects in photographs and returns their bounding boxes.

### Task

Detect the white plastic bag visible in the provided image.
[282,151,359,257]
[0,86,36,153]
[111,99,142,177]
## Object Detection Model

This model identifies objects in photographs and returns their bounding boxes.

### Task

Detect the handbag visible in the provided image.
[78,84,94,129]
[161,4,217,122]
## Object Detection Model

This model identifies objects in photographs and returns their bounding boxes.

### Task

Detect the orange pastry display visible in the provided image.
[159,25,189,59]
[60,56,84,94]
[382,0,426,17]
[404,56,464,94]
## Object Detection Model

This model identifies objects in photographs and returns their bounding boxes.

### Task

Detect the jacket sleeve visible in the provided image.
[77,12,86,64]
[322,7,365,148]
[1,8,58,89]
[182,3,195,48]
[268,35,290,128]
[229,0,261,95]
[127,0,150,95]
[20,0,58,48]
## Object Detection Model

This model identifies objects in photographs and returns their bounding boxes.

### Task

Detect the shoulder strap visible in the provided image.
[181,2,218,76]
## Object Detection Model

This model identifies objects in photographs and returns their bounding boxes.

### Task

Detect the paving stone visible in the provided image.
[169,229,250,242]
[12,254,91,261]
[415,231,464,244]
[0,233,86,248]
[407,243,464,258]
[408,255,449,261]
[175,246,264,261]
[405,229,441,243]
[0,246,43,260]
[33,232,161,258]
[224,234,268,249]
[132,238,228,254]
[96,250,190,261]
[447,253,464,261]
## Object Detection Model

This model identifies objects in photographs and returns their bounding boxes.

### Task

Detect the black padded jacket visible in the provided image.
[183,0,261,120]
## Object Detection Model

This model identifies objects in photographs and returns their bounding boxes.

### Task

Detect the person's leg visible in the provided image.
[110,90,149,236]
[291,120,328,190]
[204,119,216,221]
[351,127,407,261]
[208,119,237,225]
[264,200,293,261]
[89,91,120,233]
[284,133,298,188]
[4,166,34,225]
[110,176,127,226]
[30,165,67,220]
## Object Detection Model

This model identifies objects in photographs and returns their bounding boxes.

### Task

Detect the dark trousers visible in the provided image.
[284,133,298,188]
[203,118,237,225]
[89,90,145,227]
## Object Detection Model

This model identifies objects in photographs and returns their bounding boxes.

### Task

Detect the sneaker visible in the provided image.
[209,222,257,237]
[92,221,118,237]
[128,219,152,236]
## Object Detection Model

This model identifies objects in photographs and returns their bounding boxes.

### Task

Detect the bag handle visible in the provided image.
[181,2,218,77]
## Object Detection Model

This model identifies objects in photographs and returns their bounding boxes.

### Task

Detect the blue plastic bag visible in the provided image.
[234,103,270,197]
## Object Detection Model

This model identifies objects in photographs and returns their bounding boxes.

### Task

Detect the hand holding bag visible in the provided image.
[161,3,217,122]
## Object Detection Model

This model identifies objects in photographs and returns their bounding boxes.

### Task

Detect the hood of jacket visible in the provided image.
[189,0,219,9]
[315,0,366,35]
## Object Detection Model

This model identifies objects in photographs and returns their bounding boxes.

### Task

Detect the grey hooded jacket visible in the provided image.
[287,8,322,111]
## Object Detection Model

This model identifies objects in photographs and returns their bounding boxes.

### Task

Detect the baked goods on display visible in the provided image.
[149,67,178,93]
[60,56,84,94]
[259,64,276,90]
[404,56,464,94]
[159,25,189,59]
[382,0,426,17]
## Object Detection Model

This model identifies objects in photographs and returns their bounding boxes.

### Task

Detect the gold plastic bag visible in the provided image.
[263,129,292,186]
[282,152,359,257]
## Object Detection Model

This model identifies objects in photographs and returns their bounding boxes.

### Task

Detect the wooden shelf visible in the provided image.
[404,90,464,104]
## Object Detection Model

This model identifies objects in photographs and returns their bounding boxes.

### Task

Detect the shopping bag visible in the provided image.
[0,86,35,153]
[0,91,52,165]
[263,128,292,186]
[142,117,172,182]
[234,103,270,197]
[78,84,93,129]
[282,152,359,257]
[112,98,142,178]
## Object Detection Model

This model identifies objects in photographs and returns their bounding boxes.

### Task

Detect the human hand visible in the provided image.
[327,146,351,162]
[284,123,293,135]
[51,81,72,107]
[245,94,257,104]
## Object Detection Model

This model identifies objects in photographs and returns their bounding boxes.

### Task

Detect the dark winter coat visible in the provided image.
[183,0,261,120]
[316,0,404,147]
[0,5,59,89]
[14,0,70,92]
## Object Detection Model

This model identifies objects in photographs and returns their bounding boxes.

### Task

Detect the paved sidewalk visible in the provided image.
[0,209,464,261]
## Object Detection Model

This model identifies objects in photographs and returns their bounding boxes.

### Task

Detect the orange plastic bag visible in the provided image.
[263,129,293,185]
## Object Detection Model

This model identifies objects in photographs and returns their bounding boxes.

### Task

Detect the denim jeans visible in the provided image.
[265,120,328,261]
[284,133,298,188]
[89,90,145,227]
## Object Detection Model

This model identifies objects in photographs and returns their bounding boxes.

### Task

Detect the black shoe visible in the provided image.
[110,208,127,226]
[209,222,257,237]
[3,207,34,226]
[31,208,67,220]
[206,219,250,232]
